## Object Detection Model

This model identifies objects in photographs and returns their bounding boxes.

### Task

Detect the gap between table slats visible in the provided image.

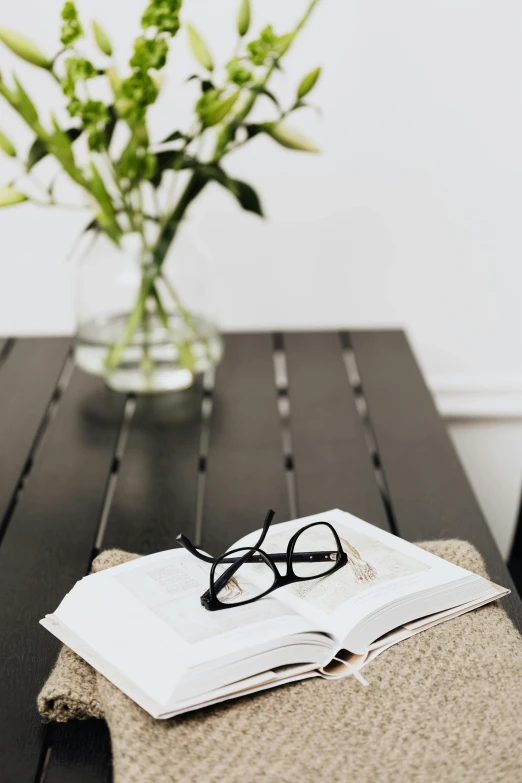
[200,333,290,554]
[282,331,392,532]
[100,384,203,554]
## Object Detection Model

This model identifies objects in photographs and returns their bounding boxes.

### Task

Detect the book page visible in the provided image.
[116,553,292,644]
[110,549,316,665]
[258,520,429,613]
[233,509,472,642]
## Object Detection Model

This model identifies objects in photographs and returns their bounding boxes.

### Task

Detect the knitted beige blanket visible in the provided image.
[38,541,522,783]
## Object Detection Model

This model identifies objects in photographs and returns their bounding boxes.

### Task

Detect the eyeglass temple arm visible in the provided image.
[176,534,215,564]
[252,508,275,548]
[177,533,338,564]
[177,509,276,565]
[219,551,340,563]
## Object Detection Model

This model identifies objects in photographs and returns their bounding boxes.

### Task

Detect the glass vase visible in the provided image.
[74,227,223,393]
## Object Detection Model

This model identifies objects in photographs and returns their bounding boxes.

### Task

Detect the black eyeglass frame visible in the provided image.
[176,510,348,611]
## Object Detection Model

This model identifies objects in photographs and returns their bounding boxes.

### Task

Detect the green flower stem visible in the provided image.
[102,150,137,231]
[150,281,197,372]
[152,170,207,270]
[104,276,150,370]
[103,268,209,376]
[162,138,192,221]
[141,305,154,386]
[160,273,197,335]
[159,272,213,365]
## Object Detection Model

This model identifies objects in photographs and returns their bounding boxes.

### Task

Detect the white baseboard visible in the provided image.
[430,376,522,420]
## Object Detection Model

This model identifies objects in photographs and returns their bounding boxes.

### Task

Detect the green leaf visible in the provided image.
[0,130,16,157]
[104,105,118,147]
[297,67,321,99]
[290,98,320,113]
[276,32,295,57]
[237,0,251,36]
[46,120,85,187]
[0,186,27,207]
[83,217,99,234]
[95,210,121,246]
[160,130,188,144]
[92,21,112,56]
[199,164,264,216]
[249,85,281,109]
[27,138,50,171]
[12,78,39,127]
[149,150,195,187]
[27,127,81,171]
[229,178,263,215]
[89,163,114,216]
[106,67,121,99]
[198,91,239,127]
[0,28,50,68]
[50,116,75,162]
[187,74,215,92]
[88,163,121,243]
[187,25,214,71]
[263,122,320,152]
[244,123,263,139]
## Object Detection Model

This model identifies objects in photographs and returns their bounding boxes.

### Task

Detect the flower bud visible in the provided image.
[263,122,320,152]
[0,28,50,69]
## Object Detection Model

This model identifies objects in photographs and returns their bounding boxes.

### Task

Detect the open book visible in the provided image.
[41,509,508,719]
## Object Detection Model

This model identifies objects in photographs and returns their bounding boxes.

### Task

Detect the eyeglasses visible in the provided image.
[176,509,348,611]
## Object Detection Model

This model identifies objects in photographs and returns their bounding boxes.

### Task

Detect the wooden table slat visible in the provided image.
[102,387,203,554]
[350,330,522,632]
[284,332,391,531]
[0,369,127,783]
[0,338,71,534]
[46,386,204,782]
[201,333,289,553]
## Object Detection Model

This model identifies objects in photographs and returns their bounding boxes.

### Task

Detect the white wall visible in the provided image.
[1,0,522,386]
[1,1,522,553]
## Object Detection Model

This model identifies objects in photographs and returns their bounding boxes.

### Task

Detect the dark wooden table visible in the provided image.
[1,331,520,783]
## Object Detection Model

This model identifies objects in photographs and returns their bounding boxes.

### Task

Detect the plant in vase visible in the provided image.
[0,0,323,392]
